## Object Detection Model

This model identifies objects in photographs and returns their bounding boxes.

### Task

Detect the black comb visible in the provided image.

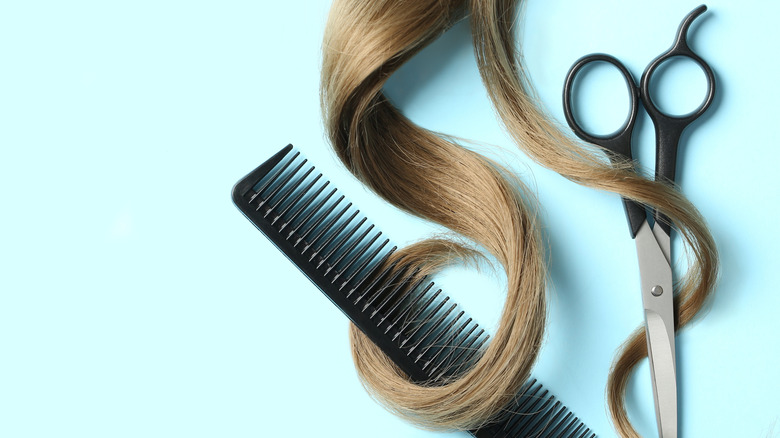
[232,145,597,438]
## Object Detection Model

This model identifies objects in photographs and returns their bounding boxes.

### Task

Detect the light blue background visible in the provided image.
[1,1,778,437]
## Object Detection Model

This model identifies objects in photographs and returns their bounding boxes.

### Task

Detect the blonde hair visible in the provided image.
[320,0,718,436]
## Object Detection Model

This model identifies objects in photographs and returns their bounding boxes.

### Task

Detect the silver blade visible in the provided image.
[652,222,672,266]
[635,221,677,438]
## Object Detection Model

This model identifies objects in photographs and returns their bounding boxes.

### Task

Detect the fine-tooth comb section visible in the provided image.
[232,145,597,438]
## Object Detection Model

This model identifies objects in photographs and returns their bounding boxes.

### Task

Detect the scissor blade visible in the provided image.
[635,222,677,438]
[645,309,677,438]
[652,222,672,266]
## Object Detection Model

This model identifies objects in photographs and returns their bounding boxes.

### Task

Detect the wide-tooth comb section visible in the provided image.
[316,216,367,268]
[435,327,487,381]
[398,295,449,345]
[423,316,471,370]
[415,310,464,362]
[265,165,314,219]
[472,378,597,438]
[279,179,328,233]
[271,170,320,226]
[304,204,356,257]
[383,286,437,336]
[295,195,345,247]
[334,233,386,285]
[406,302,457,354]
[258,158,308,212]
[428,321,477,376]
[247,150,301,206]
[366,268,422,313]
[232,145,597,437]
[325,225,375,275]
[348,259,402,301]
[361,267,416,310]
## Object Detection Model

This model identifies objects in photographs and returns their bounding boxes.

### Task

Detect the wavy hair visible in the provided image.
[320,0,718,436]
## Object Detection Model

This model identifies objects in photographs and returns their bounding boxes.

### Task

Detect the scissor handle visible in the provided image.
[640,4,716,233]
[563,54,641,162]
[563,54,646,238]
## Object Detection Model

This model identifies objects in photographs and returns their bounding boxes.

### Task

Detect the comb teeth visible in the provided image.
[233,145,597,437]
[471,378,597,438]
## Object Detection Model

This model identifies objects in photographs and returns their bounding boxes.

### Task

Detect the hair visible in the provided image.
[320,0,719,436]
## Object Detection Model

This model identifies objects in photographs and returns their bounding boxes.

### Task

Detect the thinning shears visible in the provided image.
[562,5,715,438]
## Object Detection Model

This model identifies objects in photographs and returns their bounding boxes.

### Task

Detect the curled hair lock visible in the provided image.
[320,1,718,436]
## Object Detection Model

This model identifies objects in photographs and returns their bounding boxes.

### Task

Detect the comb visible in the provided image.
[232,145,597,438]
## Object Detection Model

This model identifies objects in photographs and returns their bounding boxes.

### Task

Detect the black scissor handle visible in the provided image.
[640,4,715,183]
[641,4,715,233]
[563,54,646,238]
[563,53,641,163]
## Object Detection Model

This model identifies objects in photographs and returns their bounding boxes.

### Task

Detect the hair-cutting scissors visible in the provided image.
[562,5,715,438]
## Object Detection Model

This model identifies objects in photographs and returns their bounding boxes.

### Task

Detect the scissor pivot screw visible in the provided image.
[651,286,664,297]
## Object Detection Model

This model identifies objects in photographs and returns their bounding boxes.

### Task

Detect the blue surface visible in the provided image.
[1,1,779,437]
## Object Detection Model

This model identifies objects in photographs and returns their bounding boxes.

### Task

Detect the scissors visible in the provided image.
[562,5,715,438]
